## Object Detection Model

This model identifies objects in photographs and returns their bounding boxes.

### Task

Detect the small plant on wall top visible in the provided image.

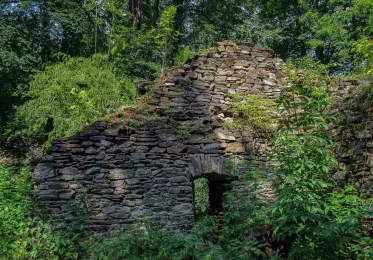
[227,94,277,130]
[174,46,195,66]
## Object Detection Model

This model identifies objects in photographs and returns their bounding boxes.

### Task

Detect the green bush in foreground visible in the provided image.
[86,216,271,260]
[270,71,373,259]
[86,219,220,260]
[0,163,83,259]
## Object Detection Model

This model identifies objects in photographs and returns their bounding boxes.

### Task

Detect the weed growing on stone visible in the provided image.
[227,94,277,130]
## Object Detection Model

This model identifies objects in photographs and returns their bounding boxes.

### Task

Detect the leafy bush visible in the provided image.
[174,46,196,66]
[9,54,136,144]
[0,163,84,259]
[221,159,276,259]
[86,220,222,260]
[86,214,273,260]
[194,178,210,218]
[270,71,373,259]
[110,5,179,81]
[0,163,32,256]
[353,36,373,76]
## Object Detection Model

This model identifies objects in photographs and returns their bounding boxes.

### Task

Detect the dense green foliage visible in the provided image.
[86,219,219,260]
[0,163,32,256]
[0,163,85,259]
[9,54,135,144]
[1,0,373,259]
[193,178,210,218]
[0,0,98,133]
[270,71,373,259]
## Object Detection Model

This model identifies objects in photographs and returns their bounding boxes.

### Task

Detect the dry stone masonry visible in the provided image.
[32,42,371,233]
[331,81,373,193]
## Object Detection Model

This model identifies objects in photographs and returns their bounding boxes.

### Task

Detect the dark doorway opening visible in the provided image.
[209,178,231,213]
[193,173,233,240]
[204,173,232,214]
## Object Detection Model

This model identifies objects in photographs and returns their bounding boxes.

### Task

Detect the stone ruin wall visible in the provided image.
[331,80,373,193]
[32,42,371,233]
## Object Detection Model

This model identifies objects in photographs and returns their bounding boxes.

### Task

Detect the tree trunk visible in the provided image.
[131,0,141,29]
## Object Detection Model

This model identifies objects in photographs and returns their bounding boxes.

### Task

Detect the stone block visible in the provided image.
[108,169,134,180]
[85,147,99,154]
[135,168,151,177]
[226,143,245,153]
[59,192,75,200]
[150,147,166,153]
[167,145,186,154]
[159,133,177,141]
[214,130,236,141]
[126,178,140,185]
[125,194,142,200]
[111,180,125,188]
[203,143,220,150]
[85,167,101,175]
[172,203,193,213]
[93,213,108,220]
[33,163,55,181]
[90,136,107,141]
[171,176,189,183]
[59,167,79,179]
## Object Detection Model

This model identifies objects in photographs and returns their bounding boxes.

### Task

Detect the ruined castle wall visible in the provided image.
[331,80,373,193]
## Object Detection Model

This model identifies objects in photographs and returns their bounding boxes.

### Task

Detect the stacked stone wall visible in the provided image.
[32,42,371,233]
[332,81,373,192]
[33,42,282,232]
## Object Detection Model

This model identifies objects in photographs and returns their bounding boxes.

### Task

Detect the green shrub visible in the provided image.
[193,178,210,218]
[0,163,32,256]
[0,163,84,259]
[352,36,373,76]
[174,46,196,65]
[86,220,222,260]
[222,159,276,259]
[86,214,273,260]
[9,54,136,145]
[270,71,373,259]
